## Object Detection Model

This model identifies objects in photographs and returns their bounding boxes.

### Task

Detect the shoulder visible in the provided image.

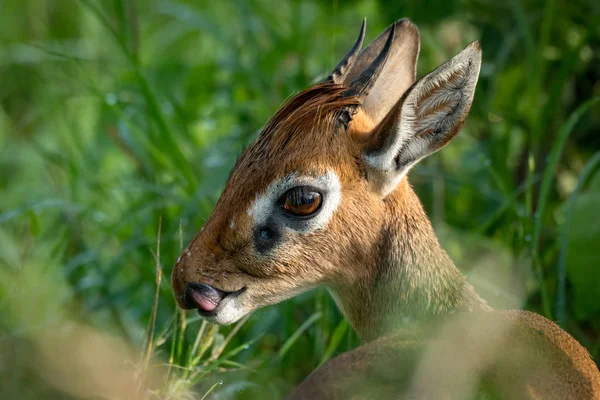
[288,334,423,400]
[288,311,600,399]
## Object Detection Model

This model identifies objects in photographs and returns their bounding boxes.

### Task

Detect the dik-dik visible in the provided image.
[172,19,600,399]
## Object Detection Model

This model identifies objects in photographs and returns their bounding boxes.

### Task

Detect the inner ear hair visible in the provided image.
[364,41,482,192]
[395,41,481,168]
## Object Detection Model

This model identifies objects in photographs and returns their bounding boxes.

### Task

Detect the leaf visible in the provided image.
[277,312,321,361]
[319,319,349,367]
[563,169,600,319]
[533,97,600,253]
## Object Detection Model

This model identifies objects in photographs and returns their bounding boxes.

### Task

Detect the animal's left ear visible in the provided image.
[362,42,482,196]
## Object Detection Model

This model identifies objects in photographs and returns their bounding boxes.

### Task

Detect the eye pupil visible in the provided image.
[279,187,322,217]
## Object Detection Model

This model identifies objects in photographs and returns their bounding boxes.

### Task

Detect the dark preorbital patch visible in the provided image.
[253,220,282,254]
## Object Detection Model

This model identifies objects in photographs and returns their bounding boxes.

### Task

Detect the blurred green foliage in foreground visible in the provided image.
[1,0,599,398]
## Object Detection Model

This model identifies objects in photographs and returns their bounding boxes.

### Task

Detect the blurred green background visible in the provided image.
[1,0,599,399]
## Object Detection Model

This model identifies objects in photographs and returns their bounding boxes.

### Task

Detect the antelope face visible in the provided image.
[171,18,481,324]
[170,84,385,325]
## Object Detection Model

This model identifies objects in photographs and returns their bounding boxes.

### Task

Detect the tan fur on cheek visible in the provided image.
[170,84,374,315]
[325,180,386,284]
[275,177,386,289]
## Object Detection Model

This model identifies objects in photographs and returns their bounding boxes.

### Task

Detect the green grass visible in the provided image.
[1,0,599,398]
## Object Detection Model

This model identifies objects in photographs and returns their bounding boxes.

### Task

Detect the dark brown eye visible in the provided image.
[279,187,322,217]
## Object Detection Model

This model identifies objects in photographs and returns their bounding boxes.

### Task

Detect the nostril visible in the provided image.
[183,283,226,311]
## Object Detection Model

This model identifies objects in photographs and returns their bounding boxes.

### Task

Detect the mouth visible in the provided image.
[183,283,246,317]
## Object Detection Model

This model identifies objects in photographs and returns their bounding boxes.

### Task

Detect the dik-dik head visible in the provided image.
[172,19,481,324]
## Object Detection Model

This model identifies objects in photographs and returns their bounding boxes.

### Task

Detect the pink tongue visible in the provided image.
[192,291,218,311]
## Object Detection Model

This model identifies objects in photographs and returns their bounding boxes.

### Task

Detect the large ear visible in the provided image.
[363,42,482,196]
[331,19,420,128]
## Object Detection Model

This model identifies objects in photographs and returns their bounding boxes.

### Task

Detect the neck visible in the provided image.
[329,179,490,341]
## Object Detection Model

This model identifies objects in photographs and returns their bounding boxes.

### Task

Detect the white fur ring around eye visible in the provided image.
[249,169,342,234]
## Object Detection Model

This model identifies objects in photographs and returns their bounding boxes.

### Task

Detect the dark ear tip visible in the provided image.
[468,40,482,52]
[462,41,482,58]
[395,18,413,26]
[393,18,419,36]
[464,41,483,66]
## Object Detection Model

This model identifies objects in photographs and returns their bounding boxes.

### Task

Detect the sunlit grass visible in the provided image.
[1,0,599,398]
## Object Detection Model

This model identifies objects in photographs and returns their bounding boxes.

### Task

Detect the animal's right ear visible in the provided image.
[362,42,482,197]
[330,20,480,197]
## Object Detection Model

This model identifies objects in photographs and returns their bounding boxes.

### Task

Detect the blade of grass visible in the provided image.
[79,0,199,192]
[477,174,542,235]
[217,359,258,373]
[189,338,259,383]
[47,47,174,173]
[175,308,188,371]
[532,97,599,318]
[167,305,179,382]
[319,319,348,367]
[191,323,219,368]
[209,314,250,361]
[168,218,186,380]
[200,380,223,400]
[189,320,208,364]
[146,218,163,362]
[277,312,321,361]
[137,216,163,397]
[217,337,259,362]
[532,97,600,252]
[556,152,600,327]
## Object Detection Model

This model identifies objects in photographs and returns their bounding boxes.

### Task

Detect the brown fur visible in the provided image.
[171,83,600,398]
[171,84,372,311]
[171,22,600,400]
[348,109,377,142]
[290,311,600,399]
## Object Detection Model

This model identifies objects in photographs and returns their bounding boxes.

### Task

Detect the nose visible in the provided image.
[183,283,227,312]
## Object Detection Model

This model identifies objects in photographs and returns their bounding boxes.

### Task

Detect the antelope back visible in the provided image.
[289,310,600,399]
[171,19,481,325]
